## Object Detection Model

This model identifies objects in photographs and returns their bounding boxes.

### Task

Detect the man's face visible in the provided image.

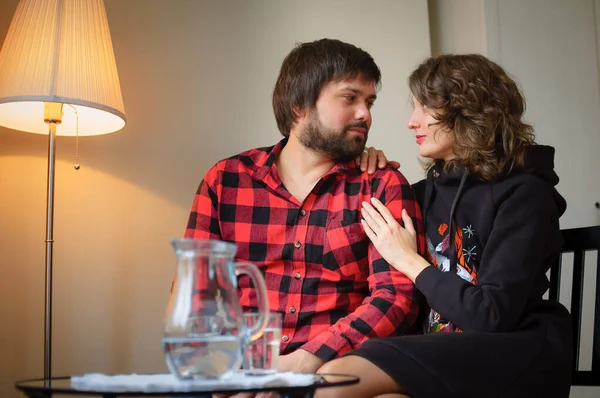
[298,77,376,162]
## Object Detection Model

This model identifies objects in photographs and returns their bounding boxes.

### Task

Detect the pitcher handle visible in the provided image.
[234,262,270,342]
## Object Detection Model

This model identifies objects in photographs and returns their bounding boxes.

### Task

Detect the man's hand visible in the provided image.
[212,350,325,398]
[277,349,325,373]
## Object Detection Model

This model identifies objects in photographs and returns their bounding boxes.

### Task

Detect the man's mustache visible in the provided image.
[346,122,369,131]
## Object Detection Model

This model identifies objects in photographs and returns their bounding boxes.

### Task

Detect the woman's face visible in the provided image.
[407,97,455,161]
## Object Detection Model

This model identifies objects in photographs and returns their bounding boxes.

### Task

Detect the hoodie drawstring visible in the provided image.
[422,167,469,273]
[448,171,469,272]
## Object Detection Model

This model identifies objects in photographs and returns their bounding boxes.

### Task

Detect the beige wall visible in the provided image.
[0,1,431,397]
[428,0,486,55]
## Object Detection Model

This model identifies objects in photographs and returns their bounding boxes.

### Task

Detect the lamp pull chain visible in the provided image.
[68,104,80,170]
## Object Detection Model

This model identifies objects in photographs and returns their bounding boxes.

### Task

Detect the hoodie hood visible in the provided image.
[520,145,567,217]
[430,145,567,217]
[421,144,567,275]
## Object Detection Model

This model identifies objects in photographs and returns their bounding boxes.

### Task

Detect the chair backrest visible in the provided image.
[549,225,600,385]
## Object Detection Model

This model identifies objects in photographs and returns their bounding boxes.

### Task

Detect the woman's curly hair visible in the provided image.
[409,54,535,181]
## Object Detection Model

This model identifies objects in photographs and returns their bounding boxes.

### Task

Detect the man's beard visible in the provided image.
[299,113,368,162]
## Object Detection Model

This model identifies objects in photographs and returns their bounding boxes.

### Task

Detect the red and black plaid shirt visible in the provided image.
[185,139,425,361]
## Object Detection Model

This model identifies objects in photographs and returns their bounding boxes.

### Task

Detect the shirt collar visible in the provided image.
[251,138,286,181]
[251,137,358,181]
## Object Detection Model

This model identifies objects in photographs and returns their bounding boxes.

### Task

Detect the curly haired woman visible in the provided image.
[316,54,573,398]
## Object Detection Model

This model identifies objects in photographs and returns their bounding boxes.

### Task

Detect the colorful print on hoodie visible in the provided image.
[426,223,479,332]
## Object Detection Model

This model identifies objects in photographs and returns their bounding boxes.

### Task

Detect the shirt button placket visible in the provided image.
[288,206,307,348]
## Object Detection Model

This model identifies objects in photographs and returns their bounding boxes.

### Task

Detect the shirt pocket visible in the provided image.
[323,218,369,278]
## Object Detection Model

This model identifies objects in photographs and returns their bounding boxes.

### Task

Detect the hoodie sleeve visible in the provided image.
[414,175,560,333]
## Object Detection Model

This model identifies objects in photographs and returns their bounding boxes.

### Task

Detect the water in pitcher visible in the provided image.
[163,335,242,379]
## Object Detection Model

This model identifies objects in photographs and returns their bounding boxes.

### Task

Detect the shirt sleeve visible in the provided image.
[414,177,561,333]
[300,170,425,361]
[184,166,222,240]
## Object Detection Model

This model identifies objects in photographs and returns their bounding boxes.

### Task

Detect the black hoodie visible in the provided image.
[412,145,568,334]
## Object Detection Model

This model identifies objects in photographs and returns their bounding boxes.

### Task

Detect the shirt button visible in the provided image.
[289,306,296,314]
[294,241,302,248]
[282,335,289,342]
[300,209,306,216]
[294,272,301,279]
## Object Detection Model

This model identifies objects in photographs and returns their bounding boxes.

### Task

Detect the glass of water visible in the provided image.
[243,312,282,375]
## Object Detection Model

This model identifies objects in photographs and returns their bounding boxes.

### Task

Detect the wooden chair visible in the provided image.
[549,225,600,385]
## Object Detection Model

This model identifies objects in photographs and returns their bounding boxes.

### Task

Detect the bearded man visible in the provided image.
[183,38,424,373]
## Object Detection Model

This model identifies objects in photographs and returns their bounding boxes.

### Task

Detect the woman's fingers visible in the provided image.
[361,201,386,230]
[402,209,416,235]
[387,160,401,169]
[366,147,379,174]
[361,219,376,240]
[369,198,399,226]
[375,149,387,169]
[355,147,393,174]
[356,147,376,172]
[356,148,367,170]
[360,206,380,232]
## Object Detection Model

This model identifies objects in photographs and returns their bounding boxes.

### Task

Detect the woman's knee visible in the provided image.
[315,355,402,398]
[317,356,350,375]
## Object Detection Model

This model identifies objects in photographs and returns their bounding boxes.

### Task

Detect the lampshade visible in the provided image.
[0,0,126,136]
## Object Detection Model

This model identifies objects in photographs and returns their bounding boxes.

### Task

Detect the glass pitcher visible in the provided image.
[163,239,269,379]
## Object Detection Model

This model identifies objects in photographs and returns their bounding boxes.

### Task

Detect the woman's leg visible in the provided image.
[314,355,406,398]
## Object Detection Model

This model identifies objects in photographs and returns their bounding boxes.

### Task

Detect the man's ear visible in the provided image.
[293,106,307,120]
[289,107,307,137]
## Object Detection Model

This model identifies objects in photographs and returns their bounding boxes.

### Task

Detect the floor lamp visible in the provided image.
[0,0,126,380]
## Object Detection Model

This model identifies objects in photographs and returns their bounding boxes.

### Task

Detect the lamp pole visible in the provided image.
[43,102,63,381]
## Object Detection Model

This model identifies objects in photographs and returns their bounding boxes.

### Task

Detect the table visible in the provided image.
[15,373,359,398]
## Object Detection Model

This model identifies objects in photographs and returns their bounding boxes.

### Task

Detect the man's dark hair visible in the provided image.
[272,38,381,137]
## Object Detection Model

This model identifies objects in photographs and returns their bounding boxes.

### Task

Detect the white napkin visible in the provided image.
[70,372,319,392]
